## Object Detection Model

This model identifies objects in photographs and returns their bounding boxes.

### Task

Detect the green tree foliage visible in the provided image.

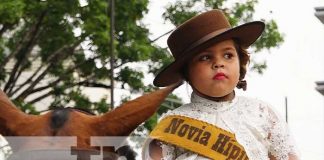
[0,0,172,114]
[0,0,283,119]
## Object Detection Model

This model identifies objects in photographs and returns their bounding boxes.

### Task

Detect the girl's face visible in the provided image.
[188,39,240,98]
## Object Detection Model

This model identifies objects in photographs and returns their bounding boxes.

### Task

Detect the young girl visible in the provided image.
[143,9,299,160]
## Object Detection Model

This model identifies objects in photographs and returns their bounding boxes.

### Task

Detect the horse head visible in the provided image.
[0,84,178,159]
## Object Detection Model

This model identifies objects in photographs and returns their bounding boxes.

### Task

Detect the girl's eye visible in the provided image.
[199,55,211,61]
[224,53,233,59]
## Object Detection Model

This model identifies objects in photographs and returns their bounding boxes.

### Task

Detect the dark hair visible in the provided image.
[235,42,249,90]
[181,40,250,90]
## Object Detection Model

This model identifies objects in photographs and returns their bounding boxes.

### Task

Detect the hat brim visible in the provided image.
[153,21,265,87]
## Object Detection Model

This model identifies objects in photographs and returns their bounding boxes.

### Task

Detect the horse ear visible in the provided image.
[95,83,181,136]
[0,89,28,136]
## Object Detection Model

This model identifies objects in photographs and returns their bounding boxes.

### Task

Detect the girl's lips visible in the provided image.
[213,72,227,80]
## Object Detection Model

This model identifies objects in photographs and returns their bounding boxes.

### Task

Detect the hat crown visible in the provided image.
[167,10,231,58]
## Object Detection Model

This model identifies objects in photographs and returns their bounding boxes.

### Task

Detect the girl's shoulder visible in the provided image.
[236,95,271,106]
[236,96,285,123]
[236,96,274,111]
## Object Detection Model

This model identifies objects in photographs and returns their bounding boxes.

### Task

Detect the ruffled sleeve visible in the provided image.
[266,106,299,160]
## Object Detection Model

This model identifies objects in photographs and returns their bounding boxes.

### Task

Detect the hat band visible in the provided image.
[176,28,229,59]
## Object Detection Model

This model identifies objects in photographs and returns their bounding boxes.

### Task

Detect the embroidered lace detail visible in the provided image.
[160,93,238,127]
[161,142,209,160]
[161,143,175,160]
[267,106,299,160]
[158,93,299,160]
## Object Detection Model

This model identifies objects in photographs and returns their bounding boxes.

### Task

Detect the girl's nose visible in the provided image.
[212,62,224,69]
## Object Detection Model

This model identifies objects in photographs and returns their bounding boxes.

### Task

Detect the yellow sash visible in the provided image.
[150,115,249,160]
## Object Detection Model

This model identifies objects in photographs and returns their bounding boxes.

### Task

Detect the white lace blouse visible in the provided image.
[144,93,299,160]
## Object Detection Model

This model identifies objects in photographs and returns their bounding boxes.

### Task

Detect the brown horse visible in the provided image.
[0,84,178,160]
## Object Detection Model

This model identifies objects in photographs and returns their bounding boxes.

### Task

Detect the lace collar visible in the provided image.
[190,92,238,112]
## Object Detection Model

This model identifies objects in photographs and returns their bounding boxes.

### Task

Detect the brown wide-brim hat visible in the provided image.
[153,9,265,87]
